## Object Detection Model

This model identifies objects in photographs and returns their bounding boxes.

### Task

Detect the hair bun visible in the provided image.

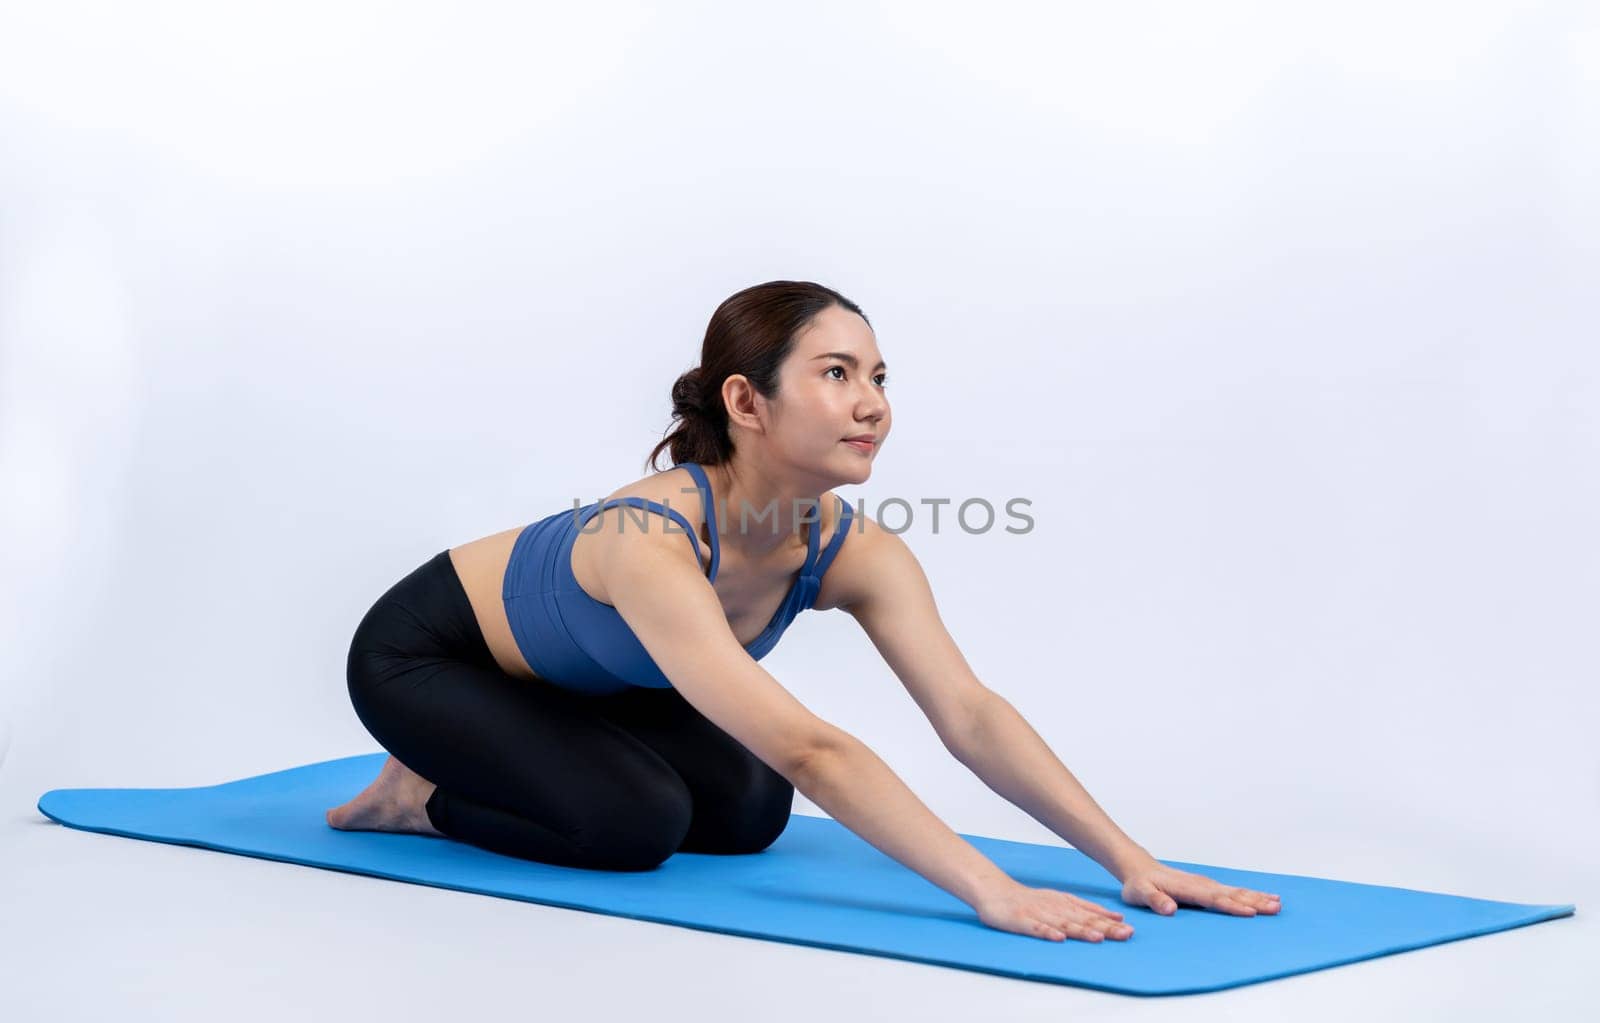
[671,366,705,419]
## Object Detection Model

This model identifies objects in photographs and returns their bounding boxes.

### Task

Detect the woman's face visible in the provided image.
[769,305,891,484]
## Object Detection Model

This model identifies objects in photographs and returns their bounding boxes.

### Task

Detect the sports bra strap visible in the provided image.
[588,496,704,569]
[675,462,720,581]
[804,497,854,610]
[674,463,852,600]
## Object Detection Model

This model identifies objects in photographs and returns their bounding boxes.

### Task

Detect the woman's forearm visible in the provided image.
[953,693,1154,882]
[790,731,1014,909]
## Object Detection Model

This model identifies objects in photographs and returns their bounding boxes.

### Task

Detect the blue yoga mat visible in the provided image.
[37,752,1574,996]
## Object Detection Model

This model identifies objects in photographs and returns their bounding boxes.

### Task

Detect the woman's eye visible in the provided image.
[828,365,889,388]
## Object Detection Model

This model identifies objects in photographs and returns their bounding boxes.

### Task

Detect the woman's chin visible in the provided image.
[842,457,874,482]
[824,445,877,484]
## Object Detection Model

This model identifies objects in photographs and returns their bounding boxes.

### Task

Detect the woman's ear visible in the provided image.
[722,374,767,435]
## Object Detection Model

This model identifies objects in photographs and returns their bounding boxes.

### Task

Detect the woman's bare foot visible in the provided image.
[326,755,443,836]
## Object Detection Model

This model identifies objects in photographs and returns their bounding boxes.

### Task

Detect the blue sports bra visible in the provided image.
[500,462,855,695]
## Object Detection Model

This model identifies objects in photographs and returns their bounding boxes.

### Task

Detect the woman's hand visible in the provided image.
[974,880,1136,943]
[1119,860,1282,917]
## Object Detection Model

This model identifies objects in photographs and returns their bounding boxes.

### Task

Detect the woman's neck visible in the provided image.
[706,461,822,565]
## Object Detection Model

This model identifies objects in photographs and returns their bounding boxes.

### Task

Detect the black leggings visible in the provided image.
[344,549,795,871]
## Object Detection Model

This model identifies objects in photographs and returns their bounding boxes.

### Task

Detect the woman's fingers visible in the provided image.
[1034,919,1065,941]
[1060,912,1134,940]
[1203,883,1279,914]
[981,884,1142,943]
[1195,883,1282,915]
[1061,892,1124,920]
[1057,920,1109,941]
[1122,865,1286,921]
[1042,892,1137,940]
[1102,919,1135,938]
[1228,887,1281,913]
[1140,883,1178,914]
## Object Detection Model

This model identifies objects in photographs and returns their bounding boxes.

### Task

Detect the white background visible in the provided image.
[2,1,1595,1018]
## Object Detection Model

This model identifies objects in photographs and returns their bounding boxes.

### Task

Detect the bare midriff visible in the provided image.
[447,527,542,681]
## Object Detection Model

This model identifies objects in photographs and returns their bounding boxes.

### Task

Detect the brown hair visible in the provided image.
[645,280,872,472]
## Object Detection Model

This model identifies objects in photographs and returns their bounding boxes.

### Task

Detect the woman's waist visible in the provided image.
[443,527,544,680]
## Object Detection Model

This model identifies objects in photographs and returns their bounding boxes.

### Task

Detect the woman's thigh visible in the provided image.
[345,552,688,852]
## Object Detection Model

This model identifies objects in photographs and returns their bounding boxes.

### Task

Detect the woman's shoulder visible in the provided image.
[592,464,702,509]
[568,465,714,601]
[811,494,890,612]
[816,487,851,545]
[582,468,852,569]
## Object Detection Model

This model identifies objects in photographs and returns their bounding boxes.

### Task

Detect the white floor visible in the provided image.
[5,760,1593,1023]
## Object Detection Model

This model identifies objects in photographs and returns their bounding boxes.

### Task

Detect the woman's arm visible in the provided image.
[954,699,1279,915]
[953,694,1154,881]
[830,516,1282,917]
[954,705,1281,917]
[606,507,1130,940]
[792,732,1133,941]
[827,517,1152,880]
[607,542,1013,909]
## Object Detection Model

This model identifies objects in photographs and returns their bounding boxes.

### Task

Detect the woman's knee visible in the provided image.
[682,758,795,855]
[572,771,695,871]
[731,767,796,853]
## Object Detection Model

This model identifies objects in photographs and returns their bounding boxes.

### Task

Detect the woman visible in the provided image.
[329,280,1282,944]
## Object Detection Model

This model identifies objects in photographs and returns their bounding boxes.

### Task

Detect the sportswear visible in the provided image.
[501,462,854,694]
